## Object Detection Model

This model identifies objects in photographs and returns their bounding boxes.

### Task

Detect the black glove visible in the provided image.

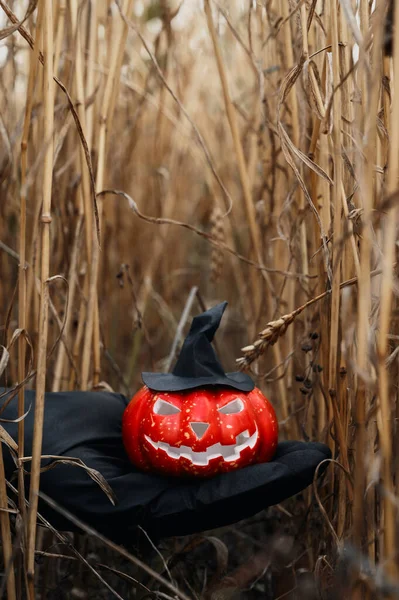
[1,389,331,545]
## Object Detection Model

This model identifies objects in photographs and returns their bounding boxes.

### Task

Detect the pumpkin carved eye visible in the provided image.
[218,398,244,414]
[153,399,181,415]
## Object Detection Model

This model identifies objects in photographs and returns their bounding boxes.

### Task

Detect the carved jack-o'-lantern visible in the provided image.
[122,386,278,477]
[122,302,279,477]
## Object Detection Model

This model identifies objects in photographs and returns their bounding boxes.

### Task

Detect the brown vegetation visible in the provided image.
[0,0,398,597]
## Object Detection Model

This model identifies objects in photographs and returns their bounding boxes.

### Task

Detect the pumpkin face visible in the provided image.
[122,386,278,477]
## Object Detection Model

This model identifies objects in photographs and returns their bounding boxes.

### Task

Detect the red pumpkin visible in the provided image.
[122,385,278,477]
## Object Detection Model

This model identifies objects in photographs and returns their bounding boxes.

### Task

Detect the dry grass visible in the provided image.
[0,0,398,597]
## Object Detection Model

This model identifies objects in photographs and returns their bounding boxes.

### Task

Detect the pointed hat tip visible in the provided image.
[203,301,228,318]
[141,300,255,392]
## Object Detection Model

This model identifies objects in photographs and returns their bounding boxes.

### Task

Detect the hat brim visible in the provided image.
[141,371,254,392]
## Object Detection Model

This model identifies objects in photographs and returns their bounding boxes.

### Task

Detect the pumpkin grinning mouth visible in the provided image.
[144,428,258,466]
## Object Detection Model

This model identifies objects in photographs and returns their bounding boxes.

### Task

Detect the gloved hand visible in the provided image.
[0,389,330,545]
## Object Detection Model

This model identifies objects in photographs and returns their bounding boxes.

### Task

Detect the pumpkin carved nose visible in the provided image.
[190,422,209,439]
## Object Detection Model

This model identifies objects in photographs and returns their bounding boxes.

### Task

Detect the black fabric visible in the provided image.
[0,389,331,544]
[142,302,254,392]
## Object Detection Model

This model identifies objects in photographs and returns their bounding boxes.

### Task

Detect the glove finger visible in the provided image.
[143,441,331,538]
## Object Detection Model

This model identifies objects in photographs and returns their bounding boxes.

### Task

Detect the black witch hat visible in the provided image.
[142,302,254,392]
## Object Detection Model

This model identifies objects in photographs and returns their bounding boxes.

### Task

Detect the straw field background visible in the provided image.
[0,0,398,597]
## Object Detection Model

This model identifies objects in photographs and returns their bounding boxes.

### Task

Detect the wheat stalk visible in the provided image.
[237,271,383,368]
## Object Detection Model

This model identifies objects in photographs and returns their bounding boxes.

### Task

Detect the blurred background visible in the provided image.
[0,0,398,598]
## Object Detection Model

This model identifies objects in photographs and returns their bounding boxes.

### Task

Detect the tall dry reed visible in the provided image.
[0,0,398,597]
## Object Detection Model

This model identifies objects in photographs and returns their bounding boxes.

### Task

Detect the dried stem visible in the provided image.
[376,0,399,578]
[0,445,16,599]
[17,0,43,544]
[204,0,270,302]
[81,0,134,390]
[26,0,54,592]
